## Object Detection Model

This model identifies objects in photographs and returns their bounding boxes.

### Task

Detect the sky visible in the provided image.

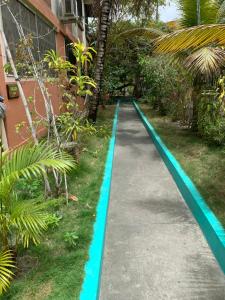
[159,0,181,22]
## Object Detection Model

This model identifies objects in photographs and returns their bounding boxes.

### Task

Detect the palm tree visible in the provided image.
[0,142,74,249]
[88,0,113,122]
[0,141,74,293]
[88,0,162,122]
[120,20,225,129]
[155,24,225,129]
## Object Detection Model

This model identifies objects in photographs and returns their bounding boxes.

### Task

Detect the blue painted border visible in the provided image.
[79,102,120,300]
[133,101,225,274]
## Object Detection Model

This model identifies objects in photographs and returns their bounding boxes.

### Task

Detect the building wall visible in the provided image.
[0,0,87,149]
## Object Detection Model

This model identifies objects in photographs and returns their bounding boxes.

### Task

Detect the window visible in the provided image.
[2,0,56,62]
[77,0,83,17]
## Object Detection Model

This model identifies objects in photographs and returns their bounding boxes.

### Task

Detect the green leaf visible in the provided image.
[0,251,15,295]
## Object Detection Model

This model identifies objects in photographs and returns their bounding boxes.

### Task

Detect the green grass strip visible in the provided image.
[79,102,119,300]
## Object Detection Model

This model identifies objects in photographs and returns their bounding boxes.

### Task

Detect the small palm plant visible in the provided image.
[0,250,15,295]
[0,141,75,294]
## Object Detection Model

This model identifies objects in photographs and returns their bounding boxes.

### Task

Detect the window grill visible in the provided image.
[77,0,83,17]
[2,0,56,62]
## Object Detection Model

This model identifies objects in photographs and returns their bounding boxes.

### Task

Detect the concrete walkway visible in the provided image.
[100,104,225,300]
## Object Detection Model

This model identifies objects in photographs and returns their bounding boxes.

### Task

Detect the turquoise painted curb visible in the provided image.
[133,101,225,274]
[79,102,120,300]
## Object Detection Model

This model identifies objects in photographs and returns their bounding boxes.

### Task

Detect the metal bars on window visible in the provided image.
[1,0,56,62]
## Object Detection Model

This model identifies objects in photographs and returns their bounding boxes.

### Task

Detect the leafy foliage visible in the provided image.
[184,47,225,79]
[7,199,48,248]
[178,0,218,27]
[0,251,15,295]
[57,112,97,144]
[0,143,74,249]
[44,41,96,97]
[45,213,63,229]
[64,232,79,249]
[197,76,225,145]
[70,41,96,70]
[104,20,153,97]
[153,24,225,54]
[0,106,115,299]
[16,178,42,199]
[118,27,164,40]
[0,142,74,202]
[139,54,192,121]
[44,50,74,71]
[70,75,96,96]
[0,142,75,293]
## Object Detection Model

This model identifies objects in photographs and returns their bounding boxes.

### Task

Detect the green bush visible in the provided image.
[46,213,63,229]
[139,55,192,122]
[16,178,42,199]
[198,94,225,145]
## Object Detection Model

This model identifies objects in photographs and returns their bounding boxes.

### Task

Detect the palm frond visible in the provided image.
[184,47,225,79]
[2,143,74,181]
[154,24,225,54]
[0,143,75,199]
[10,200,48,248]
[118,27,165,40]
[0,251,15,295]
[178,0,218,27]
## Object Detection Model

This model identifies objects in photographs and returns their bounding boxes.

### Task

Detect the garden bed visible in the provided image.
[1,106,115,300]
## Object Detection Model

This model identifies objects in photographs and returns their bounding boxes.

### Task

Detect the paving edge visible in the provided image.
[79,102,120,300]
[134,101,225,274]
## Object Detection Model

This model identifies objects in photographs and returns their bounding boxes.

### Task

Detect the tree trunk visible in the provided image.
[88,0,112,122]
[133,70,143,98]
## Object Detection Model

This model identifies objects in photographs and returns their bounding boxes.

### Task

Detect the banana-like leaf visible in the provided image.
[184,47,225,78]
[154,24,225,54]
[0,250,15,295]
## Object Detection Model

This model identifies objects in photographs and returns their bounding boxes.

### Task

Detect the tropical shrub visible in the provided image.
[139,55,192,122]
[57,112,97,148]
[198,82,225,145]
[44,42,97,154]
[0,142,75,293]
[0,142,74,249]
